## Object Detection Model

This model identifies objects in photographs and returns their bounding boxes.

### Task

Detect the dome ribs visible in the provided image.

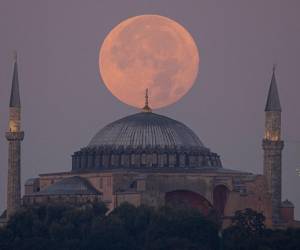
[74,112,222,170]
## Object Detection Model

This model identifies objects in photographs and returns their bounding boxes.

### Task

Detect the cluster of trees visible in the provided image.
[223,208,300,250]
[0,203,299,250]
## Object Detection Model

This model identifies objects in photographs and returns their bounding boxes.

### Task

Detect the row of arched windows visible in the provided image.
[72,148,222,170]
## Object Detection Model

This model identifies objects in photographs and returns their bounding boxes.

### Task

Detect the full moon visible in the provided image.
[99,15,199,109]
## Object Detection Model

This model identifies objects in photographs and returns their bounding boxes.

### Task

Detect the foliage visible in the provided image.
[230,208,266,234]
[223,208,300,250]
[1,205,299,250]
[0,202,219,250]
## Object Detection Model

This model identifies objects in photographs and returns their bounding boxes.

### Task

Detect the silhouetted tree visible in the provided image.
[231,208,265,234]
[0,202,220,250]
[222,208,300,250]
[223,208,266,250]
[1,204,299,250]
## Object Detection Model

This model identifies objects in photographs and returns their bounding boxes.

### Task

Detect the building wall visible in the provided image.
[111,170,273,227]
[25,169,275,227]
[34,172,114,210]
[23,194,102,205]
[223,176,273,227]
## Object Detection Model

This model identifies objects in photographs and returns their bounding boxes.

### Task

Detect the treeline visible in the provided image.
[0,203,299,250]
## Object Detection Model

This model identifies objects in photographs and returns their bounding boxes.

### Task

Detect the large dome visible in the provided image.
[88,112,204,148]
[72,112,222,170]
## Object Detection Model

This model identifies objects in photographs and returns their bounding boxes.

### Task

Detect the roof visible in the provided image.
[0,210,6,219]
[40,167,252,177]
[281,199,294,208]
[88,112,204,149]
[265,69,281,112]
[36,176,101,196]
[25,178,39,185]
[9,56,21,108]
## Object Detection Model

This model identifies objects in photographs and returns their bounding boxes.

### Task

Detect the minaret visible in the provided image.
[5,52,24,218]
[262,65,284,224]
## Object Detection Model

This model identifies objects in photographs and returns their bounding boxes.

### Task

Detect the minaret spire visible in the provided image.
[10,51,21,108]
[5,52,24,218]
[142,88,152,112]
[265,65,281,112]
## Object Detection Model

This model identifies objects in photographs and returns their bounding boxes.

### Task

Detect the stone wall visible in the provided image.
[23,194,102,206]
[23,169,276,228]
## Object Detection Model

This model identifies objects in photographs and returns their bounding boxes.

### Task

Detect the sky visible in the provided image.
[0,0,299,219]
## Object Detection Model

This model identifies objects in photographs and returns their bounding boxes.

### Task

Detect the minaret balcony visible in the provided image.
[262,139,284,150]
[5,131,24,141]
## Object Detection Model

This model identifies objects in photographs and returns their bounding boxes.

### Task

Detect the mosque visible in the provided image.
[2,54,299,228]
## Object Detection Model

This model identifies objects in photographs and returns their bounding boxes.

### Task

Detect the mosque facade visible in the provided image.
[3,56,299,228]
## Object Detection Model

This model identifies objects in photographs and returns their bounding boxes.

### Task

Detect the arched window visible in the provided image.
[165,190,213,216]
[213,185,229,216]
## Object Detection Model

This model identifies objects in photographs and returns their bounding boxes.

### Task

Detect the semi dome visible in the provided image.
[89,112,204,148]
[72,112,222,170]
[36,176,100,195]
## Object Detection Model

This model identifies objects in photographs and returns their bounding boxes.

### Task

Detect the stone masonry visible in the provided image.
[6,131,24,217]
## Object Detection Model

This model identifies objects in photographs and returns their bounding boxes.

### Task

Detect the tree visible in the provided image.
[144,205,219,250]
[0,202,108,250]
[231,208,266,235]
[0,202,220,250]
[2,204,299,250]
[223,209,267,250]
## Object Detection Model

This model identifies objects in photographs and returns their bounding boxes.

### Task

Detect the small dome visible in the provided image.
[89,112,204,148]
[281,199,294,208]
[25,178,38,186]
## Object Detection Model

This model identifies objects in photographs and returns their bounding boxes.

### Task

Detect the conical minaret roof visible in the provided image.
[265,66,281,112]
[9,52,21,108]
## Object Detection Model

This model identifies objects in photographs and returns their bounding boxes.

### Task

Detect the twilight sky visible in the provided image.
[0,0,299,218]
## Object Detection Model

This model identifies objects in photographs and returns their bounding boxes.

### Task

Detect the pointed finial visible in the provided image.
[145,88,149,106]
[142,88,152,112]
[13,50,17,62]
[272,64,277,73]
